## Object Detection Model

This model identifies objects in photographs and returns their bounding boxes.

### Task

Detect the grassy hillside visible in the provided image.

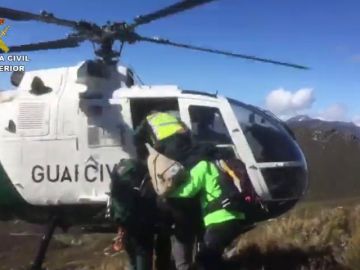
[233,202,360,269]
[289,120,360,200]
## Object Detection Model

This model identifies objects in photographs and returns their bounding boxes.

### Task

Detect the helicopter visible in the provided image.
[0,0,309,269]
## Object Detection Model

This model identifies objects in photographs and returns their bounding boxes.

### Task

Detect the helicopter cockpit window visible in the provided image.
[189,106,232,145]
[86,105,123,147]
[228,99,304,163]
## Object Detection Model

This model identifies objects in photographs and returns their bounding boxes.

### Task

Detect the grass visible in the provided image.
[230,202,360,269]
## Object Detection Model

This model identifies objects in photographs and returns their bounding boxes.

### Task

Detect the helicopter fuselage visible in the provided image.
[0,61,308,226]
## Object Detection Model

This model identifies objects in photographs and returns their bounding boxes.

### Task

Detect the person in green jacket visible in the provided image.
[170,160,247,270]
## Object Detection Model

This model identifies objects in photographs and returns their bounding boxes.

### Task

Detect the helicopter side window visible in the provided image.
[189,105,232,145]
[86,105,123,147]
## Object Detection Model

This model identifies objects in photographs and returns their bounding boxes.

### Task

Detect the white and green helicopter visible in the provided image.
[0,1,309,269]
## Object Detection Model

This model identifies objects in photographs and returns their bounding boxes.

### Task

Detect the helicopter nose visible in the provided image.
[0,162,24,220]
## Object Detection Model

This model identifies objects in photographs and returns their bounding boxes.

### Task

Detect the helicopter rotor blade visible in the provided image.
[1,37,83,54]
[0,6,78,28]
[137,36,309,70]
[131,0,217,27]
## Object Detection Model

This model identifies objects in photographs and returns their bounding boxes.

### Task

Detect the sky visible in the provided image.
[0,0,359,123]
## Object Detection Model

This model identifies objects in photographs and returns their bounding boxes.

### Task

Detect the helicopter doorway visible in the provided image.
[130,98,180,128]
[130,98,180,158]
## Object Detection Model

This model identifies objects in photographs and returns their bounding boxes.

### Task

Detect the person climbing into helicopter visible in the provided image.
[134,110,201,270]
[145,143,253,270]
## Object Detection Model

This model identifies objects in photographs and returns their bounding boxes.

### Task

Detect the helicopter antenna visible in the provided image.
[134,70,145,86]
[125,63,145,86]
[0,1,309,69]
[119,42,125,57]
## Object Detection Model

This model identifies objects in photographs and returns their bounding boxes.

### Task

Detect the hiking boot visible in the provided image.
[104,227,126,256]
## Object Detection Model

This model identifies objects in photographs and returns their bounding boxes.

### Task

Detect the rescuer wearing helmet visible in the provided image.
[136,111,201,270]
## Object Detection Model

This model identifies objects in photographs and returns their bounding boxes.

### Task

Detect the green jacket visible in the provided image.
[171,160,245,227]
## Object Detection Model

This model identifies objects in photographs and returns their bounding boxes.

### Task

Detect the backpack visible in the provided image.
[108,159,143,224]
[206,159,267,219]
[146,143,187,196]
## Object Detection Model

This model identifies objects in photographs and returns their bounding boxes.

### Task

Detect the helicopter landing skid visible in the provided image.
[30,217,59,270]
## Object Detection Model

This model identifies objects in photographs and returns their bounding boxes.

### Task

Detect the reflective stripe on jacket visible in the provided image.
[146,112,185,141]
[171,160,245,227]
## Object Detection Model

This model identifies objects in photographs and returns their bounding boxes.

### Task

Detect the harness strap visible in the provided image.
[205,197,230,214]
[152,153,160,193]
[204,160,247,214]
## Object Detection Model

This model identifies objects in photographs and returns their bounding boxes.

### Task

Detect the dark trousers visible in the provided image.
[124,196,158,270]
[125,223,181,270]
[155,197,200,270]
[197,219,246,270]
[126,232,154,270]
[154,231,172,270]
